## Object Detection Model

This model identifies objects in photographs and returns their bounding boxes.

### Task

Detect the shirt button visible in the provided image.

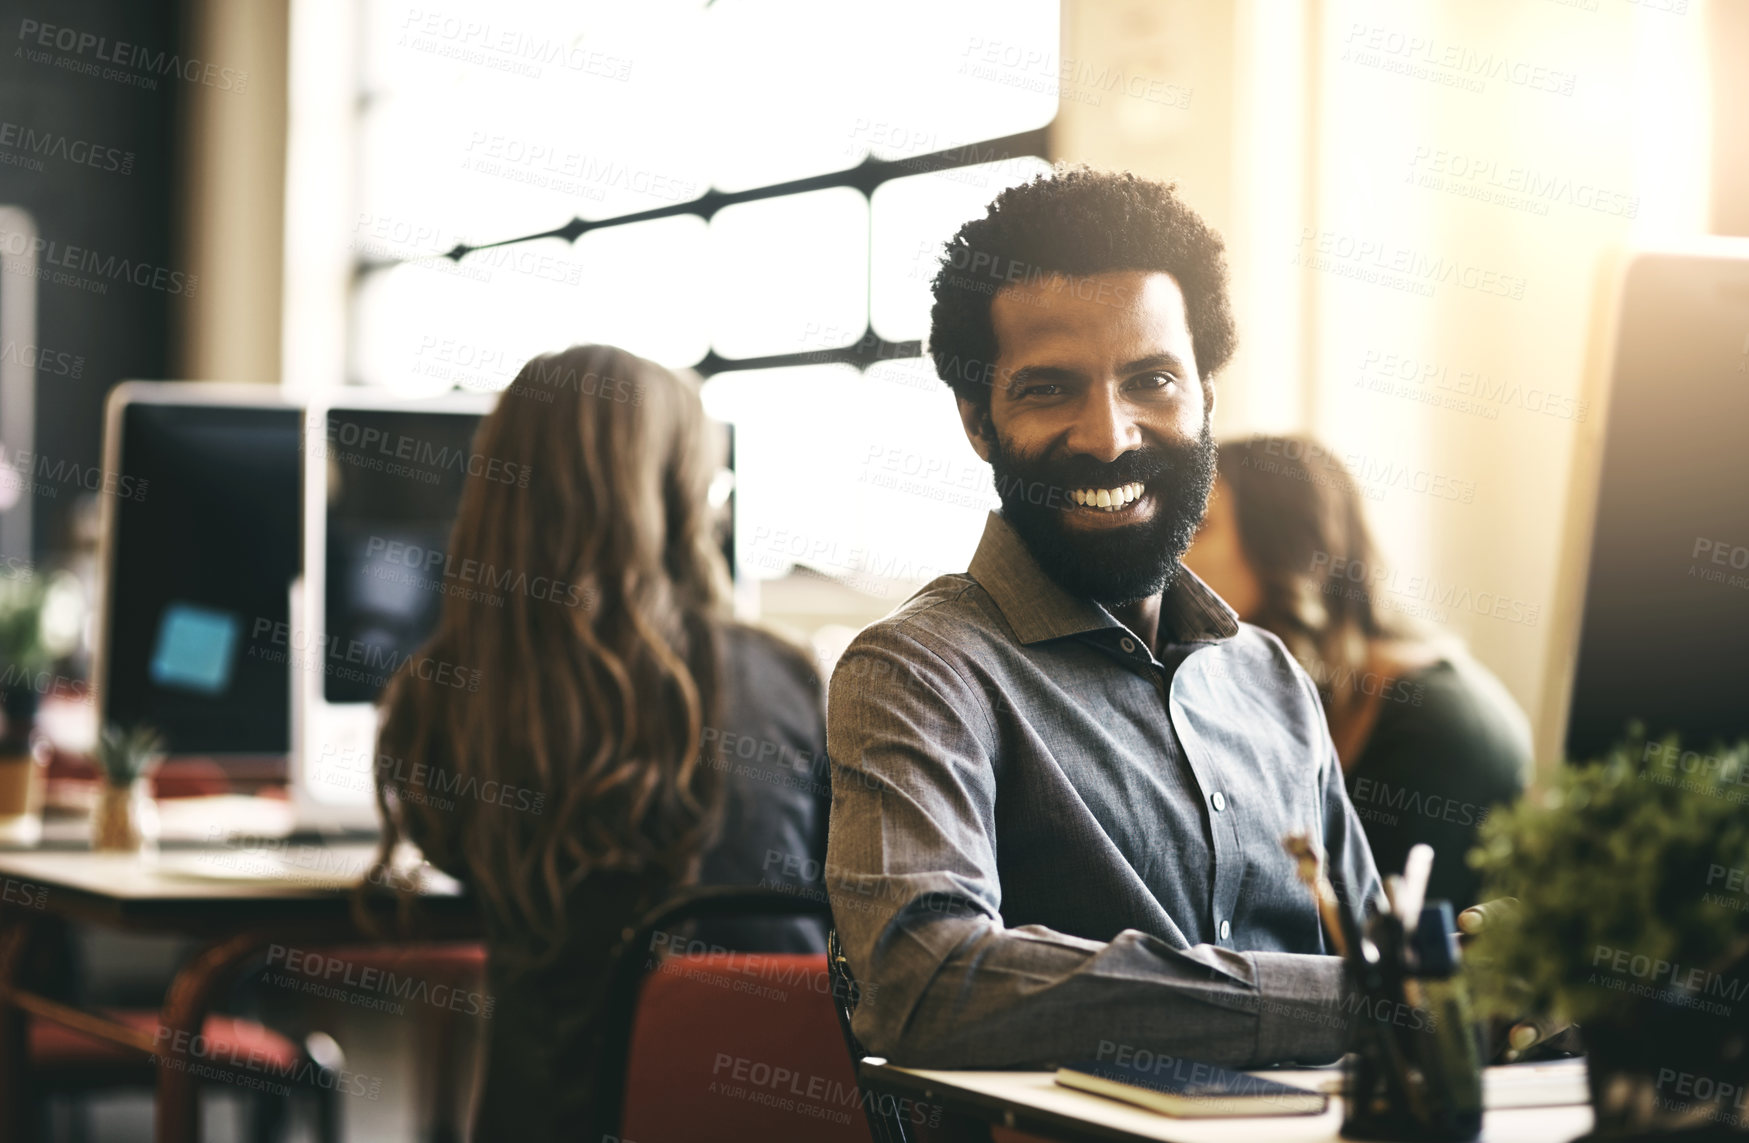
[1210,791,1227,812]
[1220,919,1232,941]
[1120,637,1136,654]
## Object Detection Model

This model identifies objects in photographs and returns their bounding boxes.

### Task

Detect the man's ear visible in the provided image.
[956,395,995,463]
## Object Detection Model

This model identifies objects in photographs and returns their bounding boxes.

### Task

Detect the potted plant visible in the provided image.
[91,723,165,853]
[1467,729,1749,1139]
[0,571,49,731]
[0,572,52,845]
[0,565,87,741]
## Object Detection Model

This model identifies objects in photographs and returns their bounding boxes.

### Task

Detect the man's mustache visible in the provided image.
[999,446,1182,493]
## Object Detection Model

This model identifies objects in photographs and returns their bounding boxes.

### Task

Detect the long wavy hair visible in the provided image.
[1214,435,1418,734]
[371,344,730,961]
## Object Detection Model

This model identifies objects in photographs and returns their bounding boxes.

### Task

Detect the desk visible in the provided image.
[0,843,478,1143]
[859,1061,1594,1143]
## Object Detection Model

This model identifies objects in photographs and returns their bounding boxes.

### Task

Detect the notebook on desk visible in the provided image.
[1055,1057,1328,1117]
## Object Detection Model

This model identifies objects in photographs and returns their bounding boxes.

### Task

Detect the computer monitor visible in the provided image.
[1560,242,1749,762]
[95,383,302,758]
[294,391,496,829]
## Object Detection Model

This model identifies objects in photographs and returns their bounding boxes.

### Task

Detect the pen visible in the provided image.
[1398,844,1435,941]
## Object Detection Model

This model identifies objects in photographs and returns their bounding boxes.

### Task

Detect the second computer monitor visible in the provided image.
[1563,244,1749,761]
[295,392,496,829]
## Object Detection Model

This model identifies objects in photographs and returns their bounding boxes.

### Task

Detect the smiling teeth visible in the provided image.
[1071,482,1144,510]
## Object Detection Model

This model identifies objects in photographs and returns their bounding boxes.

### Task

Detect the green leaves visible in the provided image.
[0,573,48,672]
[1464,728,1749,1025]
[0,568,82,674]
[94,722,166,787]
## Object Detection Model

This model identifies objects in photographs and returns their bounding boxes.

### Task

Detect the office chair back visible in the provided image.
[828,928,914,1143]
[594,886,878,1143]
[620,949,868,1141]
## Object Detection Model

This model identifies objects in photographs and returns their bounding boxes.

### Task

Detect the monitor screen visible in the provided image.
[1564,251,1749,762]
[104,400,302,754]
[320,408,483,705]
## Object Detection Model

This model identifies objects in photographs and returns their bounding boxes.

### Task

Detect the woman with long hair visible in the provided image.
[1183,434,1529,906]
[371,344,827,1137]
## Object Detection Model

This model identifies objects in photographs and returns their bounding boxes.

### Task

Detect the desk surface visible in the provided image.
[0,845,390,897]
[863,1062,1593,1143]
[0,842,477,1142]
[0,844,470,933]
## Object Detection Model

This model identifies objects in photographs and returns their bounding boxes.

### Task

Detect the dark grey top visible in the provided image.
[694,624,833,951]
[1348,655,1531,909]
[472,622,828,1141]
[825,511,1381,1070]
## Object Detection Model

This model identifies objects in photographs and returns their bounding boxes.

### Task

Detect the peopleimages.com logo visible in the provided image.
[1,447,147,501]
[0,119,133,174]
[15,18,247,92]
[310,413,530,487]
[0,339,84,378]
[0,227,196,296]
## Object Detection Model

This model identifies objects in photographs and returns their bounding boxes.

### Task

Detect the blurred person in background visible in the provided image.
[371,344,827,1139]
[1184,434,1530,907]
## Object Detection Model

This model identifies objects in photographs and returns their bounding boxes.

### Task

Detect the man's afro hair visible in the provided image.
[927,166,1237,408]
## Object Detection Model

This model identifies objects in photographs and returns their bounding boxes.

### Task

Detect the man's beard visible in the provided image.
[987,424,1216,607]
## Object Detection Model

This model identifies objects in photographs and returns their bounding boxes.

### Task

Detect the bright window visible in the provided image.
[334,0,1060,600]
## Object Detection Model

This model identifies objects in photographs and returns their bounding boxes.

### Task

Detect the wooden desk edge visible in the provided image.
[0,879,475,938]
[856,1059,1295,1143]
[860,1061,1598,1143]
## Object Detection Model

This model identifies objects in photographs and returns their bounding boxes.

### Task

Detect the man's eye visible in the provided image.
[1136,372,1179,390]
[1021,383,1062,397]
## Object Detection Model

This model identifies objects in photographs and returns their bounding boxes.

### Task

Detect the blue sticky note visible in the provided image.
[149,603,240,695]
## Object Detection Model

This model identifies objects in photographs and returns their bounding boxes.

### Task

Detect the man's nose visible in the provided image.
[1064,385,1143,463]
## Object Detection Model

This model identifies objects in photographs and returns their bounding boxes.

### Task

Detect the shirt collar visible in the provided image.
[966,510,1240,647]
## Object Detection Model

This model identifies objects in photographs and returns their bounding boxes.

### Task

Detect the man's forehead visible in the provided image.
[992,270,1191,350]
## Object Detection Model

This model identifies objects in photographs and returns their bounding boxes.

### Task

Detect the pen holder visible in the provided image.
[1341,902,1484,1142]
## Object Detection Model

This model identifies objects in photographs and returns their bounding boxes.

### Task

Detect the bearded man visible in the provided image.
[825,168,1381,1068]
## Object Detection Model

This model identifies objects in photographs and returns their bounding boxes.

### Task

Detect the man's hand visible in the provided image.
[1457,898,1583,1061]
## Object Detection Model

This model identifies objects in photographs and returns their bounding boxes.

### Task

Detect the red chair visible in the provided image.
[31,1009,301,1076]
[595,886,878,1143]
[621,951,870,1143]
[29,1009,334,1141]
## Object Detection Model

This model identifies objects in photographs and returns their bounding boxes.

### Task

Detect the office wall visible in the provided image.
[174,0,289,387]
[1711,0,1749,237]
[0,0,181,559]
[1056,0,1712,775]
